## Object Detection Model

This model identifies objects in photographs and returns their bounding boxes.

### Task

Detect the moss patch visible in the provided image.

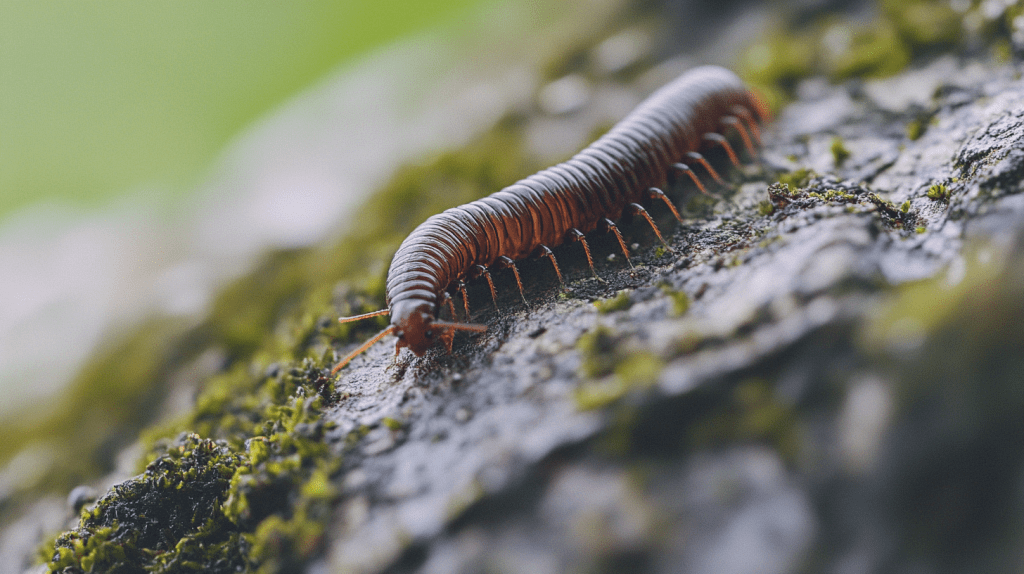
[659,284,690,317]
[827,19,911,81]
[575,351,664,411]
[767,177,919,233]
[575,324,665,411]
[48,433,250,573]
[777,168,813,190]
[830,136,851,166]
[594,290,633,314]
[739,0,1000,105]
[30,113,541,571]
[688,378,801,461]
[926,183,951,201]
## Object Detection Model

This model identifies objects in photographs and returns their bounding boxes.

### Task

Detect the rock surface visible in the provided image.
[317,56,1024,574]
[7,1,1024,573]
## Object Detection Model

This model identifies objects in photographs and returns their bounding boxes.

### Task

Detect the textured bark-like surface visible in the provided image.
[319,59,1024,574]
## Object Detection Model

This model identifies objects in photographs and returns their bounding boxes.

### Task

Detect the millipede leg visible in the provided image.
[703,133,741,167]
[536,244,565,286]
[672,163,713,197]
[722,116,756,157]
[601,218,633,269]
[440,291,457,320]
[431,318,486,354]
[648,187,683,223]
[457,280,471,321]
[731,105,761,144]
[566,228,598,278]
[471,264,498,307]
[685,152,725,185]
[629,203,672,252]
[495,256,529,306]
[439,328,455,353]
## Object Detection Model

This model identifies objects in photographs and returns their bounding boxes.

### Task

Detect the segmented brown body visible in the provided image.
[334,65,767,372]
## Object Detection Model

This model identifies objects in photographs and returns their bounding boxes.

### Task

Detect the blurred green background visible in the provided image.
[0,0,482,219]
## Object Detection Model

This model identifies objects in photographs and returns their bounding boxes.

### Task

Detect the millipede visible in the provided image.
[331,65,768,374]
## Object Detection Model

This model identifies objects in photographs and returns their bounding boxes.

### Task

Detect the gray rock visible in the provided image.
[319,57,1024,573]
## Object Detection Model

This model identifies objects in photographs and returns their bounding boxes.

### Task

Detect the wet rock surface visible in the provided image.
[308,57,1024,574]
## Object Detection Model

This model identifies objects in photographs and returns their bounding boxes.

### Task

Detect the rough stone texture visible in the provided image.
[9,2,1024,573]
[313,58,1024,573]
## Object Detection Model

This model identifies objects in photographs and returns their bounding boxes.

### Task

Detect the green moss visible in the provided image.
[594,290,633,314]
[613,353,664,387]
[883,0,962,47]
[577,326,621,379]
[916,226,927,234]
[381,417,404,431]
[31,111,541,571]
[116,392,337,571]
[688,379,800,461]
[777,168,812,189]
[900,200,911,213]
[830,136,851,166]
[907,117,925,141]
[808,188,857,203]
[738,25,817,109]
[47,433,251,572]
[829,189,856,201]
[575,322,665,410]
[768,181,919,232]
[247,436,271,466]
[757,199,775,216]
[859,241,1024,478]
[575,377,631,411]
[993,38,1013,63]
[739,0,979,103]
[861,247,1006,352]
[856,240,1024,574]
[596,407,639,456]
[574,352,663,411]
[927,183,951,201]
[659,284,690,317]
[829,20,911,80]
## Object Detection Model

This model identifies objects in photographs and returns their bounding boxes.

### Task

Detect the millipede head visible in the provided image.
[390,300,436,356]
[390,299,486,357]
[331,300,487,374]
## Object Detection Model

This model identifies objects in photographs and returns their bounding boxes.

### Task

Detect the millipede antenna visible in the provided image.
[331,325,396,375]
[338,309,390,324]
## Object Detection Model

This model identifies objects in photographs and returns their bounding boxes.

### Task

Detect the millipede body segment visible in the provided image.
[333,65,768,373]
